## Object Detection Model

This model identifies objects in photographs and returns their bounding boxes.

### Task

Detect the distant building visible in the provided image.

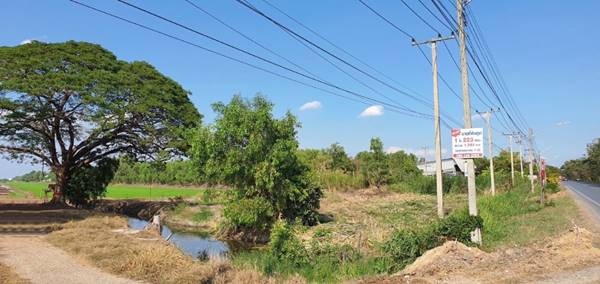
[417,158,467,176]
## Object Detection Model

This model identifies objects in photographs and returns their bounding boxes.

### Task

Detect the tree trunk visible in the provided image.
[49,168,68,204]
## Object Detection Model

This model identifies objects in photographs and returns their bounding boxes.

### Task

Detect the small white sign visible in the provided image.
[451,128,484,159]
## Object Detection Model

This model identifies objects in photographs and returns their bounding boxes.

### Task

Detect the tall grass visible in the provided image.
[314,171,365,191]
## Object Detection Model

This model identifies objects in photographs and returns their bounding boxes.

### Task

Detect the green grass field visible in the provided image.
[5,181,207,200]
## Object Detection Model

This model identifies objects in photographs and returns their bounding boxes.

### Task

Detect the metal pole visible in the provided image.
[458,0,481,244]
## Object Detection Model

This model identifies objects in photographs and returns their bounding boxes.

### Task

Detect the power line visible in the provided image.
[234,0,439,114]
[357,0,413,39]
[258,0,430,108]
[69,0,431,119]
[182,0,322,81]
[235,0,418,113]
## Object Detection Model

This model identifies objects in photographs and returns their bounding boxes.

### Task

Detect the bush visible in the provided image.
[435,209,483,243]
[389,175,435,194]
[382,208,483,272]
[64,158,119,206]
[223,197,274,233]
[268,220,309,267]
[316,171,366,191]
[545,182,560,194]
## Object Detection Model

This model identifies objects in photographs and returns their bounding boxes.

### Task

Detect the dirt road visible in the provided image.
[0,235,143,284]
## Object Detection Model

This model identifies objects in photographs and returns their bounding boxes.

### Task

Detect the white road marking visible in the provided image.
[565,183,600,209]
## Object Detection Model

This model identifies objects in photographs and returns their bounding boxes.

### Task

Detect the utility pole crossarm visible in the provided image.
[411,34,455,46]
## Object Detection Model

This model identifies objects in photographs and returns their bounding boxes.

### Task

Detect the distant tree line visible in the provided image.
[108,137,423,191]
[562,138,600,183]
[12,170,55,182]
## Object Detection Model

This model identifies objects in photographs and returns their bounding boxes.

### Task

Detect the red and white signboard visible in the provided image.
[451,128,484,159]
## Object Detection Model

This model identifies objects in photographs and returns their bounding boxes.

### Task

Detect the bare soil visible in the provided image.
[0,262,30,284]
[361,189,600,284]
[0,235,142,284]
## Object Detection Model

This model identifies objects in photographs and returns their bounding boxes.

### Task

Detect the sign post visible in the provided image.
[451,127,484,244]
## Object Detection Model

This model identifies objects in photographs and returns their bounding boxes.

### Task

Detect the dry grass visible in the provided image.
[45,215,300,284]
[0,262,30,284]
[46,215,227,283]
[304,189,466,253]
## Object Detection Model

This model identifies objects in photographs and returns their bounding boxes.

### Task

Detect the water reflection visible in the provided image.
[127,218,229,259]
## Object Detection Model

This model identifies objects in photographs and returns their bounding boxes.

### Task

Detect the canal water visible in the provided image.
[127,218,230,259]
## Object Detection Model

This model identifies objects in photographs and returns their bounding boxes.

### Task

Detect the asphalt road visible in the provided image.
[563,181,600,219]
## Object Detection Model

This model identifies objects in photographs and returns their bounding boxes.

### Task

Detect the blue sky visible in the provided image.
[2,0,599,178]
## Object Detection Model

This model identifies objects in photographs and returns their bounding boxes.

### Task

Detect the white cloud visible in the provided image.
[299,101,321,111]
[359,105,384,117]
[554,121,571,127]
[386,146,447,158]
[20,39,33,45]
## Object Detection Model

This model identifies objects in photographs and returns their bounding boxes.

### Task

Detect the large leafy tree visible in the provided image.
[387,150,420,184]
[189,95,322,225]
[325,143,354,173]
[0,41,201,203]
[360,137,389,189]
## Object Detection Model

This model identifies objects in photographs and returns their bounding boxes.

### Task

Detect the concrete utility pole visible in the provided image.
[457,0,481,244]
[422,146,429,173]
[413,34,455,218]
[528,128,535,192]
[516,134,524,178]
[477,109,499,195]
[503,133,518,186]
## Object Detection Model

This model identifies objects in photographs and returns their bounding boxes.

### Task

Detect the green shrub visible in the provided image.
[268,220,309,267]
[223,197,274,232]
[382,208,483,272]
[381,227,438,271]
[192,208,213,223]
[316,171,365,191]
[545,182,560,193]
[65,158,119,206]
[389,175,435,194]
[435,209,483,243]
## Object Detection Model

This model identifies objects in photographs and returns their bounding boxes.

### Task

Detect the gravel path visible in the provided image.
[0,235,143,284]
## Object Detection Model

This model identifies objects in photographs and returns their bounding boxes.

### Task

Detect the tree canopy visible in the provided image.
[189,95,321,225]
[0,41,201,203]
[562,138,600,182]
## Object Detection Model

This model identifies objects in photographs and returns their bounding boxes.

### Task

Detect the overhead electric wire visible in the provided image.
[69,0,432,120]
[182,0,322,81]
[114,0,437,118]
[235,0,437,111]
[230,0,422,115]
[399,0,440,34]
[259,0,428,104]
[358,0,472,128]
[466,7,530,130]
[430,0,528,135]
[183,0,421,115]
[357,0,465,128]
[416,0,454,32]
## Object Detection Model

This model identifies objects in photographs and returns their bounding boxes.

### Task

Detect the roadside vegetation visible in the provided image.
[0,41,583,283]
[562,138,600,182]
